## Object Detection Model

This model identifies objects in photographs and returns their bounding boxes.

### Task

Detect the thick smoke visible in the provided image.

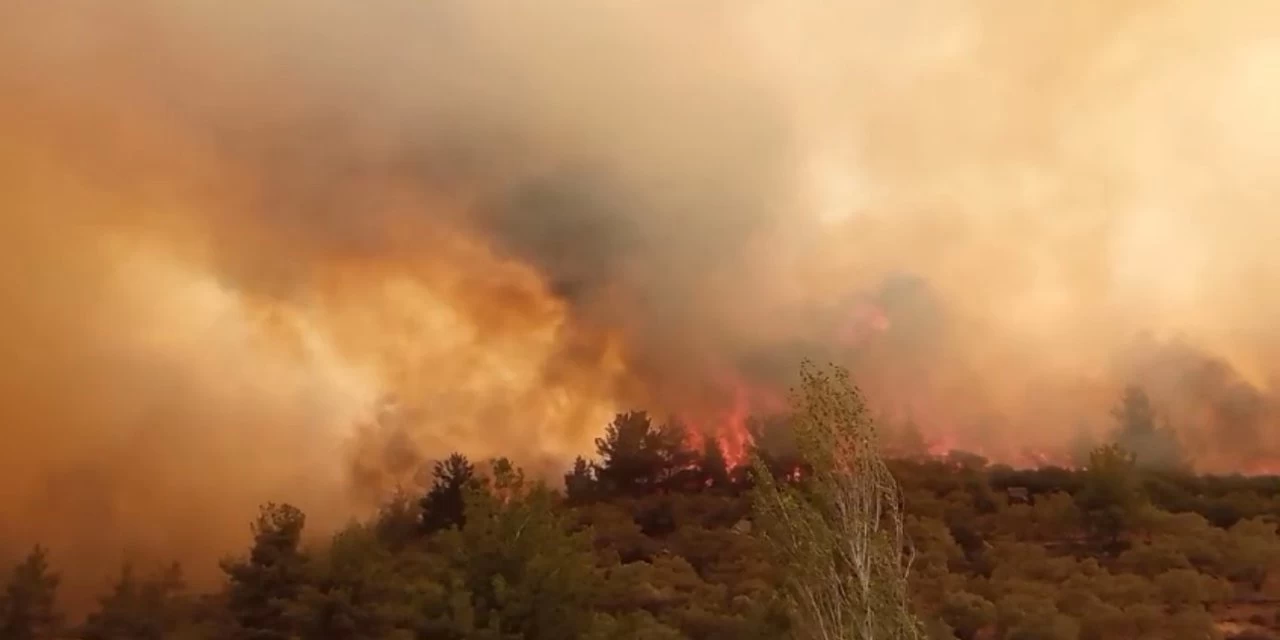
[3,0,1280,606]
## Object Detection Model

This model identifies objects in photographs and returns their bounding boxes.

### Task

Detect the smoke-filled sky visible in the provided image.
[3,0,1280,601]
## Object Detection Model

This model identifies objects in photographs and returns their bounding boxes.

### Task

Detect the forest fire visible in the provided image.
[6,0,1280,613]
[678,373,787,468]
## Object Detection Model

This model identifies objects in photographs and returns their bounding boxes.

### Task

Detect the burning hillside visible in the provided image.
[5,0,1280,603]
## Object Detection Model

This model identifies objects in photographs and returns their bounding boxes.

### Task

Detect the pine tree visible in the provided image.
[564,456,599,504]
[700,438,731,489]
[287,522,427,640]
[80,562,187,640]
[221,503,309,640]
[0,545,61,640]
[421,453,477,534]
[1110,386,1187,471]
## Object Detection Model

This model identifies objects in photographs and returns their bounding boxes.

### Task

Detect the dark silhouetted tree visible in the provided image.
[420,453,476,535]
[747,414,801,480]
[1110,386,1186,471]
[1114,386,1156,435]
[564,456,600,504]
[80,562,187,640]
[372,489,422,552]
[595,412,695,494]
[222,503,309,640]
[699,438,731,489]
[0,545,61,640]
[650,420,698,485]
[596,411,655,493]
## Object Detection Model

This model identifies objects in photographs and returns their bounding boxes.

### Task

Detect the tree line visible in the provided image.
[4,365,1280,639]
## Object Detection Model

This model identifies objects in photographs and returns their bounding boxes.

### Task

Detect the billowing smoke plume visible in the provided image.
[3,0,1280,605]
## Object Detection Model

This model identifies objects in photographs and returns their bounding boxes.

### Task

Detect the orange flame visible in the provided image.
[681,371,786,468]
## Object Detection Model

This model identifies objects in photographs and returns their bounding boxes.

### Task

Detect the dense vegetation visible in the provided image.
[4,370,1280,640]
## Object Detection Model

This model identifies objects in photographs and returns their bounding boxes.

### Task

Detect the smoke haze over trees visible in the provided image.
[5,0,1280,607]
[5,370,1280,638]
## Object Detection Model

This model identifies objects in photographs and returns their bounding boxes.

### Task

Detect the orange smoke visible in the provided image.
[7,0,1280,609]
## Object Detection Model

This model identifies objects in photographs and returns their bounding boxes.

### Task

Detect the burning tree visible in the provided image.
[750,362,921,640]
